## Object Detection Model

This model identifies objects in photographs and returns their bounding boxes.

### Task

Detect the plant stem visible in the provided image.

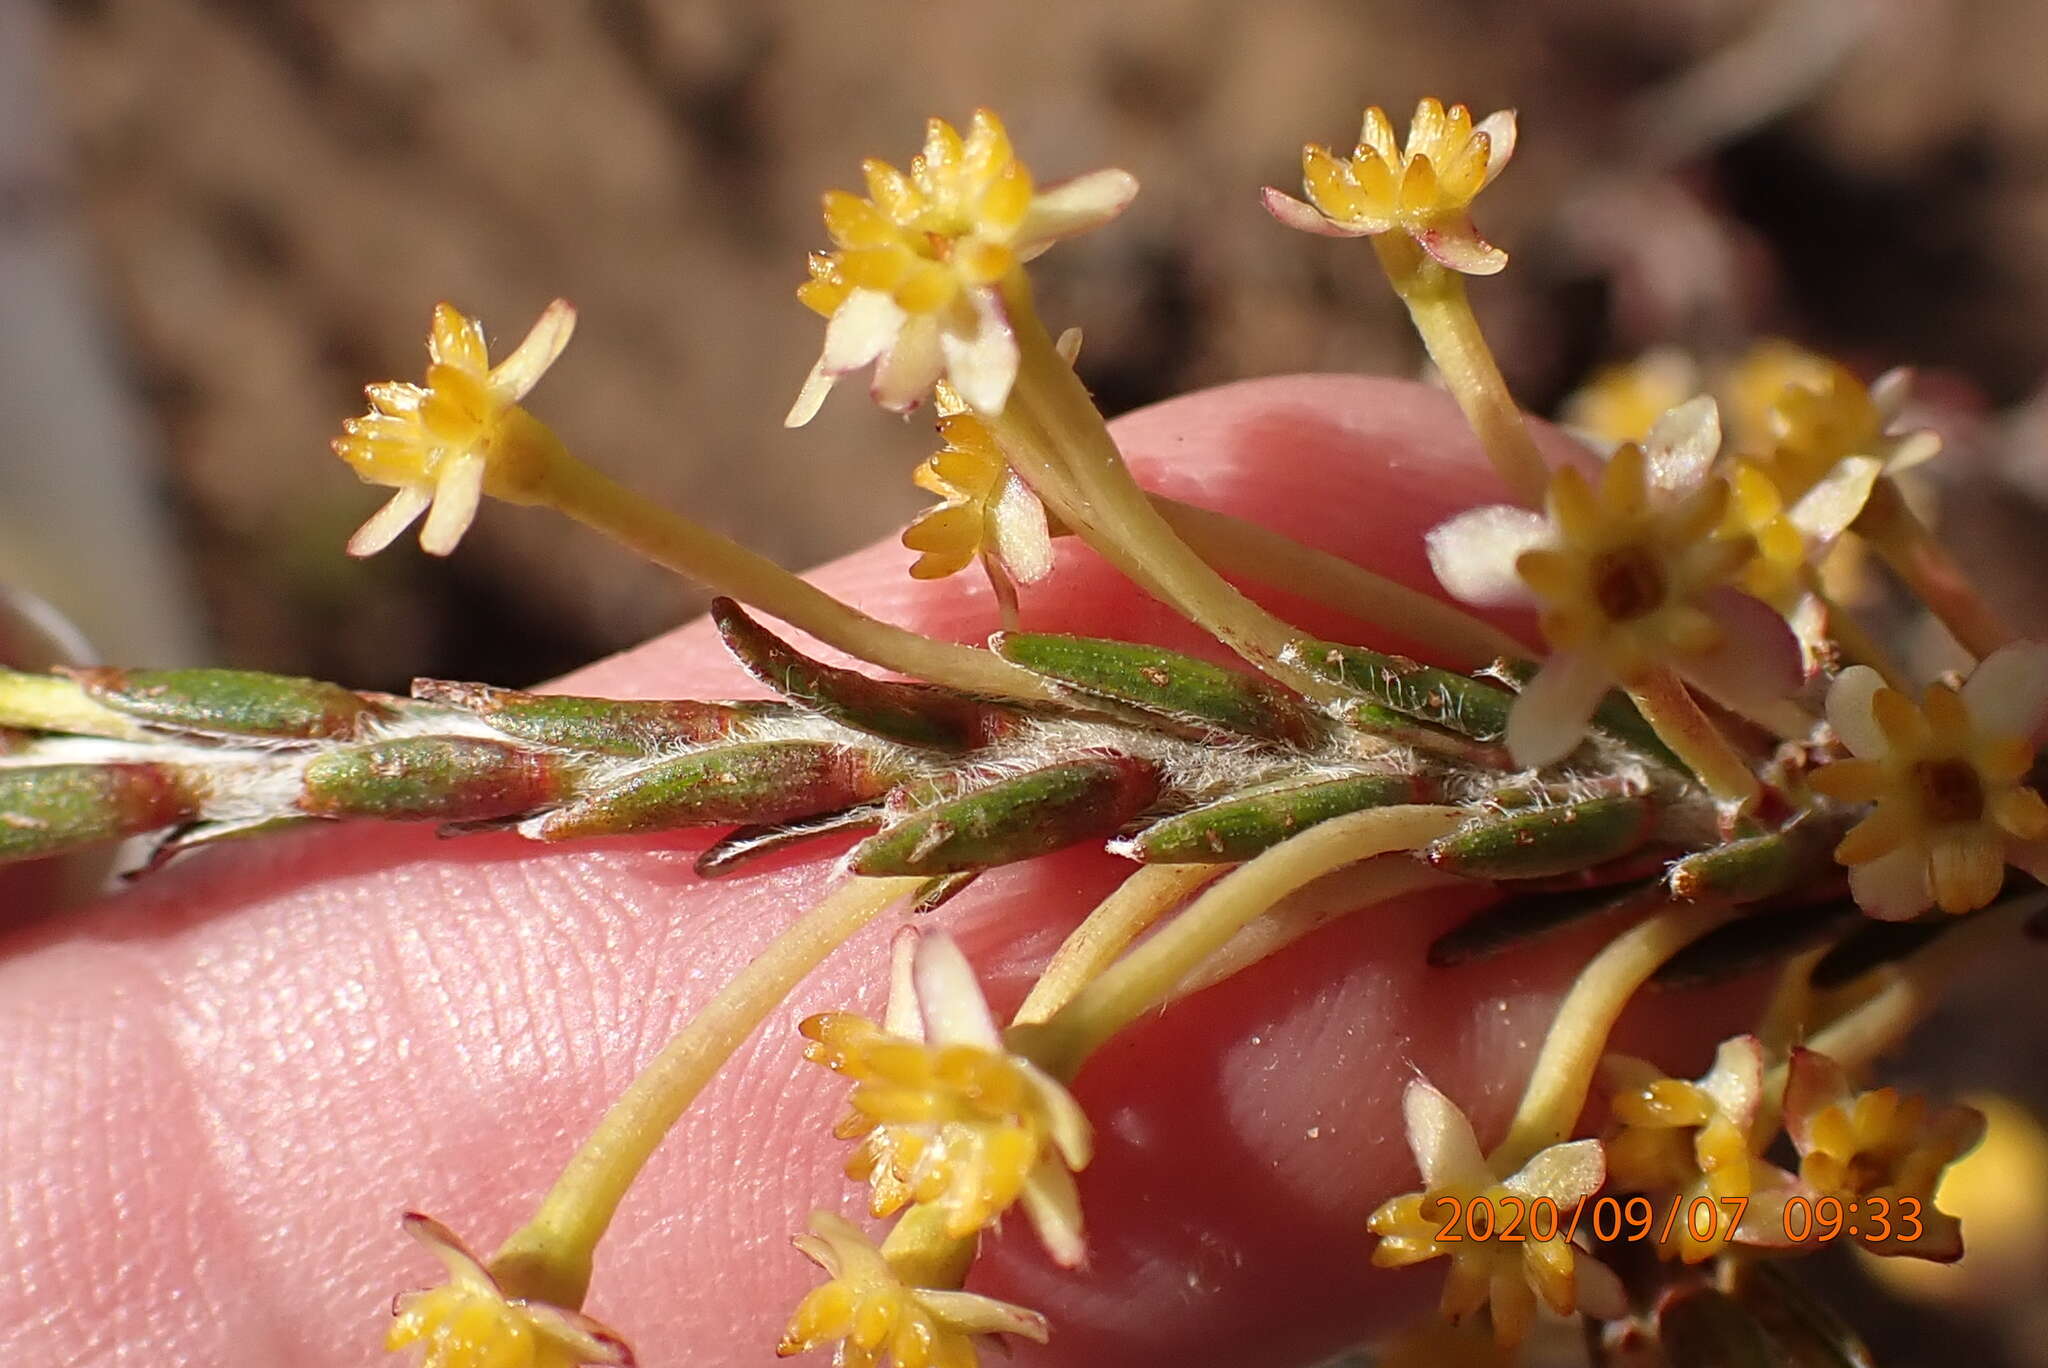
[987,278,1345,704]
[487,874,922,1307]
[1149,497,1528,668]
[1171,854,1458,998]
[1626,667,1761,810]
[1011,864,1223,1026]
[1490,899,1741,1170]
[519,454,1052,702]
[1853,479,2012,660]
[1371,235,1550,508]
[1015,805,1464,1079]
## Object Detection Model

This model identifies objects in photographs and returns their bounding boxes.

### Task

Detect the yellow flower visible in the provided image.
[1367,1077,1624,1347]
[901,384,1053,590]
[1718,339,1836,453]
[778,1211,1048,1368]
[1263,98,1518,275]
[1760,1049,1986,1261]
[1811,644,2048,918]
[1560,348,1701,447]
[1720,362,1940,606]
[1601,1035,1785,1262]
[800,930,1092,1266]
[333,300,576,557]
[786,110,1136,424]
[1426,398,1799,768]
[386,1213,632,1368]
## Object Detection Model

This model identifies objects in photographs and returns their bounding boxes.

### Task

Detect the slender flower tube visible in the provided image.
[786,109,1136,424]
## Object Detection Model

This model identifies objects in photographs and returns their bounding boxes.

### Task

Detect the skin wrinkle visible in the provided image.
[0,378,1760,1367]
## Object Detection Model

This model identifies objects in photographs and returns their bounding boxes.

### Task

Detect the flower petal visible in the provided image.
[912,932,1003,1049]
[938,288,1020,415]
[1782,1049,1854,1153]
[1697,1034,1765,1126]
[487,298,577,402]
[990,473,1055,584]
[1260,185,1376,236]
[820,288,909,375]
[1961,640,2048,742]
[1425,504,1549,607]
[783,357,838,428]
[1260,186,1376,236]
[1678,588,1804,714]
[1847,843,1932,921]
[1826,665,1890,758]
[916,1289,1052,1343]
[1016,1159,1087,1268]
[1472,109,1518,185]
[1503,1138,1605,1206]
[1506,648,1611,770]
[346,486,433,559]
[420,455,486,557]
[1402,1076,1490,1191]
[1572,1252,1628,1321]
[1415,214,1507,276]
[1786,455,1881,545]
[1017,168,1139,254]
[399,1210,496,1290]
[1644,396,1721,497]
[871,314,945,414]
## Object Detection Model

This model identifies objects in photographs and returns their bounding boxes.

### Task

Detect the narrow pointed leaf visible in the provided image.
[1429,879,1664,966]
[996,632,1319,746]
[1667,822,1836,903]
[692,809,880,877]
[712,599,1017,751]
[1126,772,1427,863]
[912,870,981,913]
[1656,1287,1778,1368]
[69,667,388,741]
[414,679,775,754]
[1811,915,1955,990]
[1652,900,1856,988]
[852,756,1161,876]
[1283,638,1512,741]
[1426,794,1657,880]
[531,740,900,841]
[1726,1264,1877,1368]
[301,737,565,821]
[0,763,199,864]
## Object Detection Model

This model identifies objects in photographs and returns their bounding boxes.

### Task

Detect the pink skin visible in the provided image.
[0,377,1755,1367]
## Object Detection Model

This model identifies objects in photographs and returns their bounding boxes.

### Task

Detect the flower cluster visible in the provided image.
[385,1213,632,1368]
[800,932,1092,1266]
[334,300,575,557]
[1426,398,1799,768]
[899,383,1054,595]
[779,1211,1048,1368]
[786,110,1136,423]
[1264,98,1518,274]
[1367,1077,1624,1347]
[1814,644,2048,918]
[1601,1036,1773,1263]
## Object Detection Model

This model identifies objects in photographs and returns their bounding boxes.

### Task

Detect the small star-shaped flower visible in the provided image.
[385,1212,632,1368]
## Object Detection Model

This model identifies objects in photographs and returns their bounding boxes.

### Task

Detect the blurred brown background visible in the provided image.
[5,1,2048,1362]
[10,0,2048,691]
